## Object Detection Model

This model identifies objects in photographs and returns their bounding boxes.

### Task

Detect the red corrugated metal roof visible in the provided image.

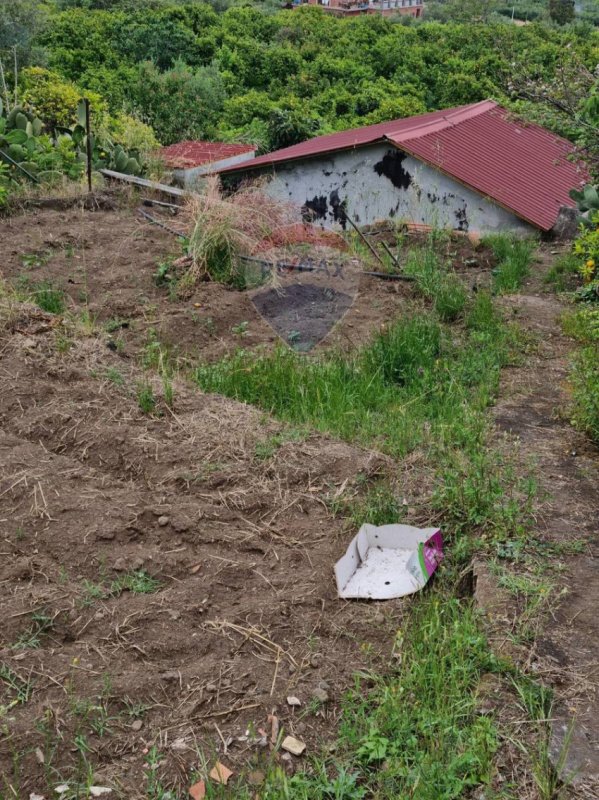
[219,101,588,231]
[218,103,476,173]
[160,140,256,169]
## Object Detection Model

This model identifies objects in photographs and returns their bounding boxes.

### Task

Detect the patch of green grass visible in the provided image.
[544,252,580,292]
[562,307,599,343]
[434,274,468,322]
[110,570,162,597]
[403,243,467,321]
[496,569,557,644]
[483,234,535,294]
[79,572,161,607]
[0,663,33,711]
[331,482,404,527]
[137,380,156,415]
[104,317,130,334]
[11,612,54,650]
[569,344,599,443]
[19,279,67,314]
[330,598,496,799]
[195,299,515,462]
[561,306,599,443]
[232,320,250,337]
[80,579,106,607]
[511,675,574,800]
[433,441,537,563]
[21,250,52,270]
[104,367,125,386]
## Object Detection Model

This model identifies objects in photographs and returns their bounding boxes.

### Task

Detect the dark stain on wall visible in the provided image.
[302,194,328,222]
[454,205,469,232]
[427,192,439,204]
[329,189,347,229]
[373,150,411,191]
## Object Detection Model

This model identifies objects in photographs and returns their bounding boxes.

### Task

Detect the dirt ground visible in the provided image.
[0,300,404,796]
[0,199,495,363]
[478,255,599,797]
[3,198,597,799]
[0,199,450,798]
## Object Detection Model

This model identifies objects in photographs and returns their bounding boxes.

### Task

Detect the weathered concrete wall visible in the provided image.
[175,150,256,187]
[255,143,534,235]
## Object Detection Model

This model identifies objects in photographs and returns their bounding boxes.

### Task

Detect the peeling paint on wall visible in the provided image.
[252,143,533,235]
[373,150,412,191]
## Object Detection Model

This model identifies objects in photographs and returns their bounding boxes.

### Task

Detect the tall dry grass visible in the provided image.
[182,176,299,289]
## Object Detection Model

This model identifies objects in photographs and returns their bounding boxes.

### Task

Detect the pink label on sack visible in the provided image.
[421,530,444,578]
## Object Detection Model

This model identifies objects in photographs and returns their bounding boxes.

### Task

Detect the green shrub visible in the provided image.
[570,345,599,443]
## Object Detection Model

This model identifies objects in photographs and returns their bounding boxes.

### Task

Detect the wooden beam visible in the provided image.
[100,169,189,198]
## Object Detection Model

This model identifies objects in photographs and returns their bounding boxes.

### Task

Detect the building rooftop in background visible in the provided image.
[159,140,257,187]
[297,0,423,17]
[218,100,588,232]
[159,141,256,170]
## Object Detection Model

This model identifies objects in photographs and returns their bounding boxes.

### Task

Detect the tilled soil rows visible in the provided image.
[0,310,397,796]
[0,201,494,797]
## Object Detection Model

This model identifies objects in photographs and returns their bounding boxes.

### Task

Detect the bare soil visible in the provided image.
[477,253,599,797]
[0,202,494,364]
[0,301,404,797]
[5,201,593,799]
[0,202,450,798]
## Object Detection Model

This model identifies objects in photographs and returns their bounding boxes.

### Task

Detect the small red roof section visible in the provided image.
[160,140,256,169]
[219,101,588,231]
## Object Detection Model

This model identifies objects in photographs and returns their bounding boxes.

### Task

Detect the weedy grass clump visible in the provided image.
[403,244,468,321]
[183,176,299,291]
[483,233,536,294]
[14,277,67,314]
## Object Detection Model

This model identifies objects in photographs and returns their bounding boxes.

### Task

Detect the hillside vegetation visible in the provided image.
[2,1,599,154]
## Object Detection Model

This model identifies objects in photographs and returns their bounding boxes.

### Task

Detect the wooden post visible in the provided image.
[84,98,92,193]
[343,211,387,269]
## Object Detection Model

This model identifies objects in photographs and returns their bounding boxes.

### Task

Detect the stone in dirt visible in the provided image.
[131,719,142,731]
[280,752,295,775]
[248,770,265,785]
[281,735,306,756]
[89,789,112,798]
[312,687,329,703]
[209,762,233,785]
[157,515,170,527]
[286,696,301,707]
[188,780,206,800]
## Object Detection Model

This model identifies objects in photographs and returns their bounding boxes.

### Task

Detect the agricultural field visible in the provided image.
[1,189,598,800]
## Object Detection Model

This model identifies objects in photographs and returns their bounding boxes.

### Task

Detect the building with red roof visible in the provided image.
[303,0,423,18]
[217,101,588,235]
[159,140,256,187]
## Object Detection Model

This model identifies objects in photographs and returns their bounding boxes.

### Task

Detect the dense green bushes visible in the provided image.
[26,5,599,148]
